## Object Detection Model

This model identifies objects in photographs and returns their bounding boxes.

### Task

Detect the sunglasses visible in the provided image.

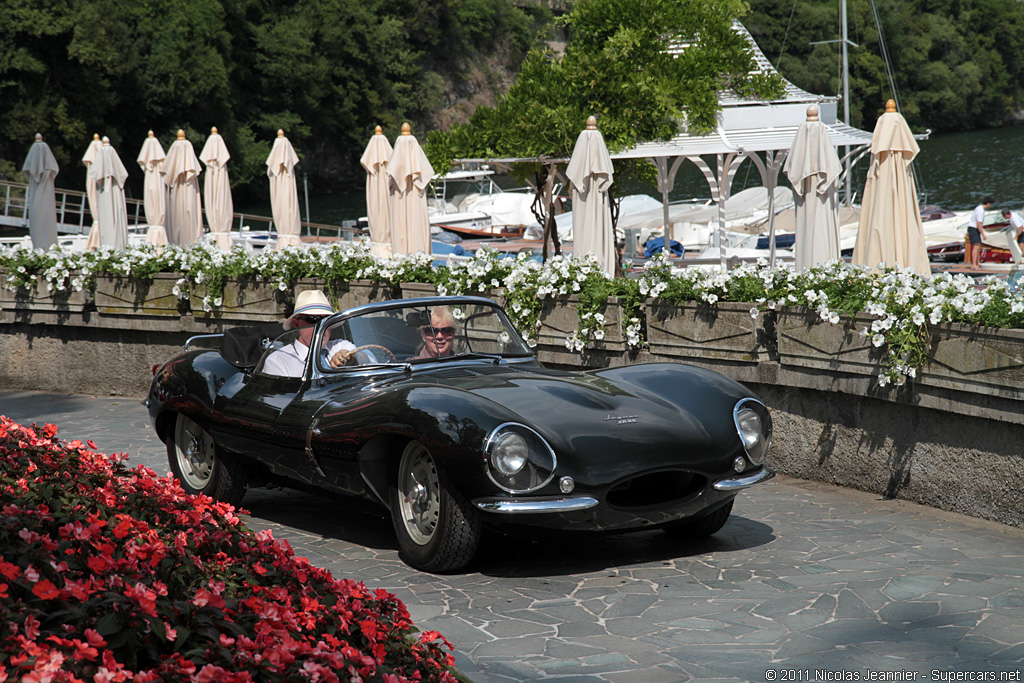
[422,326,456,337]
[292,314,323,326]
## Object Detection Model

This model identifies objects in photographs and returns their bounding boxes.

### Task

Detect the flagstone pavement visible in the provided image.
[3,389,1023,683]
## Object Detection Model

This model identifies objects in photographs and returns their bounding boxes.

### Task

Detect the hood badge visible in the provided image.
[603,414,638,425]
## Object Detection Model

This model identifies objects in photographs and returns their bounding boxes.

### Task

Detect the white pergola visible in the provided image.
[612,22,875,263]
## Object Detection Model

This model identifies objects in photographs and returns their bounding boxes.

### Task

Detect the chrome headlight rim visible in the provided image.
[733,397,772,466]
[483,422,557,494]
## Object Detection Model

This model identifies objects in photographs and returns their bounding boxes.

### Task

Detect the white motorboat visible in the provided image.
[427,169,544,238]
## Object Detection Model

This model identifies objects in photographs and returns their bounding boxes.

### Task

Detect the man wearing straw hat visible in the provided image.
[263,290,354,377]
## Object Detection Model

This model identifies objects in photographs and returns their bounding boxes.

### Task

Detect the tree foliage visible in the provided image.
[0,0,537,201]
[426,0,786,170]
[745,0,1024,133]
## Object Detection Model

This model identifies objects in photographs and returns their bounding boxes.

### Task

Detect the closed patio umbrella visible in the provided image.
[852,100,929,274]
[163,129,203,245]
[201,126,234,251]
[361,125,393,258]
[784,105,842,270]
[82,134,103,250]
[137,131,168,247]
[387,123,433,255]
[89,137,129,250]
[566,116,616,275]
[21,133,59,251]
[267,130,302,249]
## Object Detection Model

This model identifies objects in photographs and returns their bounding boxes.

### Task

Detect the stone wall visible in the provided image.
[2,280,1023,529]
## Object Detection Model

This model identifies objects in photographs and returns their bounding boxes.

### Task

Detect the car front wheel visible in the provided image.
[167,413,245,506]
[390,440,481,572]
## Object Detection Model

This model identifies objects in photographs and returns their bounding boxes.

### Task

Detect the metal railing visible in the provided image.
[0,179,363,242]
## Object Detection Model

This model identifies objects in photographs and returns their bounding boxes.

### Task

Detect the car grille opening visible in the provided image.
[606,471,705,508]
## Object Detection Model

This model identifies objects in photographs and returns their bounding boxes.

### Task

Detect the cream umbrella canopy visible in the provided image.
[89,137,129,250]
[783,105,842,270]
[361,125,393,258]
[852,100,929,274]
[82,134,103,250]
[163,129,204,245]
[387,123,434,255]
[201,126,234,251]
[21,133,59,251]
[267,130,302,249]
[566,116,616,275]
[137,131,168,247]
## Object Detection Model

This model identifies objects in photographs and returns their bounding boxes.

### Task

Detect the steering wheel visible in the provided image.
[330,344,397,367]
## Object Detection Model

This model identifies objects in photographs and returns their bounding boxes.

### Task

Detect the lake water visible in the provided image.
[242,125,1024,225]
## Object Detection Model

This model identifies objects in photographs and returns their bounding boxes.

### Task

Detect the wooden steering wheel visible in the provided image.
[330,344,397,367]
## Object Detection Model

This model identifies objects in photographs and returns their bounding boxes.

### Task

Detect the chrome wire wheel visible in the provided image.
[397,441,441,545]
[173,414,215,491]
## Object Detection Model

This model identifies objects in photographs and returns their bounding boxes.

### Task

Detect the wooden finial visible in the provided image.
[176,129,185,140]
[277,129,284,137]
[147,130,154,137]
[401,122,411,136]
[806,105,819,121]
[34,133,42,142]
[374,125,383,135]
[93,133,100,141]
[102,136,110,144]
[211,126,218,135]
[885,99,897,113]
[586,115,597,130]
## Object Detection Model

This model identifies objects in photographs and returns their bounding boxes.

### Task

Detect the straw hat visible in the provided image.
[290,290,333,319]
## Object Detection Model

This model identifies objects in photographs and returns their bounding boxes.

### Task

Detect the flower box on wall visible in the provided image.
[295,277,392,313]
[536,294,625,350]
[920,322,1024,399]
[0,270,92,315]
[776,306,884,376]
[400,282,438,299]
[191,278,292,322]
[94,273,188,317]
[645,299,775,363]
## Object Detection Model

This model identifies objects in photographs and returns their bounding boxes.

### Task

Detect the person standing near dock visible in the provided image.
[1000,208,1024,265]
[968,197,992,269]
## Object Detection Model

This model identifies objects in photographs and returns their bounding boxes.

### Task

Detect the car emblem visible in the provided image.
[603,414,638,425]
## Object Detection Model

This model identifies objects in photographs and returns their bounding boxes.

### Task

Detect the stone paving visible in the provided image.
[3,389,1024,682]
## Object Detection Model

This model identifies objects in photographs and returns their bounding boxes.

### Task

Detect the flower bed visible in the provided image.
[4,238,1024,386]
[0,416,462,682]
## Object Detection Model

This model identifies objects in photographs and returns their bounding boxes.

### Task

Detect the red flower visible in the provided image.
[0,560,21,580]
[32,578,60,600]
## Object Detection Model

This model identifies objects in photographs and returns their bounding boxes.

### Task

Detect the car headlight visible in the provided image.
[733,398,772,465]
[484,423,556,493]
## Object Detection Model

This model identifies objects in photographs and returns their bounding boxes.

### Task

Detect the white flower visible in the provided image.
[872,333,885,348]
[749,307,759,319]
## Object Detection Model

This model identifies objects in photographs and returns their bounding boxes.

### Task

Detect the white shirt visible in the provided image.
[263,338,355,378]
[1006,212,1024,237]
[972,204,987,230]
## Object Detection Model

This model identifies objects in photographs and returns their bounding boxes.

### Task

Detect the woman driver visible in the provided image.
[414,306,457,359]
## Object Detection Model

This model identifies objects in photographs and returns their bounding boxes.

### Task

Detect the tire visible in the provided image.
[167,413,246,507]
[663,500,734,538]
[389,440,481,572]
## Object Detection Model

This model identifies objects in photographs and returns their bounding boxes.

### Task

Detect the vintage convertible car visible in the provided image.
[146,296,774,571]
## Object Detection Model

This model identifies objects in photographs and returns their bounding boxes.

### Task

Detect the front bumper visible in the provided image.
[713,466,774,491]
[472,496,599,514]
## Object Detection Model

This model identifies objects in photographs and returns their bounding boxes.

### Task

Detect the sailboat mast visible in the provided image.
[842,0,852,206]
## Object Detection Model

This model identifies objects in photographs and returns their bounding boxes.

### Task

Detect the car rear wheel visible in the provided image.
[390,440,480,572]
[167,413,245,506]
[663,500,734,538]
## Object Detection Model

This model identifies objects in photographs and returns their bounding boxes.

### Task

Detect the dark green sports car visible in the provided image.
[147,296,773,572]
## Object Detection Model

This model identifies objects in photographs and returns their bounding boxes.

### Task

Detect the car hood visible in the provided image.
[421,362,752,473]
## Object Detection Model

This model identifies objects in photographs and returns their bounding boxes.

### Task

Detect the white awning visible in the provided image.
[612,120,874,160]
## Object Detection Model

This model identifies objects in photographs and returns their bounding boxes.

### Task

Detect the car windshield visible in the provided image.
[317,301,532,370]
